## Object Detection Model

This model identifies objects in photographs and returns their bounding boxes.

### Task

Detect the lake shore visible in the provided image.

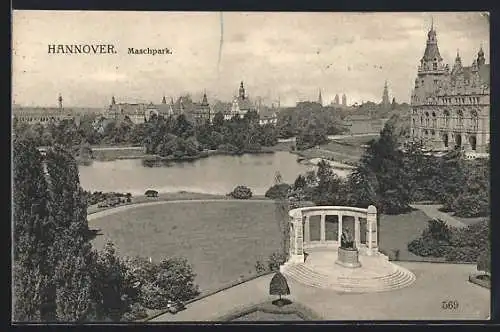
[87,191,270,215]
[91,145,288,163]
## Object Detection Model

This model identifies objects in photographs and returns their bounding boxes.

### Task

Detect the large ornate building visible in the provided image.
[225,81,257,120]
[410,24,490,153]
[13,94,77,126]
[105,96,174,125]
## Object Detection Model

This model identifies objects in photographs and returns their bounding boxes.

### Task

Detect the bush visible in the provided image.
[121,303,148,322]
[267,252,287,272]
[269,272,290,300]
[123,256,199,311]
[139,282,168,310]
[255,260,267,274]
[265,183,291,200]
[408,218,489,263]
[444,246,480,263]
[407,238,451,257]
[229,185,253,199]
[477,248,491,274]
[451,193,489,218]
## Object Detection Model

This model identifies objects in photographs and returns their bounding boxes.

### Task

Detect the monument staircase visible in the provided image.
[281,248,416,293]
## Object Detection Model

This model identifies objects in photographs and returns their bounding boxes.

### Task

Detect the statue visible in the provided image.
[340,227,355,249]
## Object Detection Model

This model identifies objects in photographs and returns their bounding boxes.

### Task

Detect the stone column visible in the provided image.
[320,213,326,243]
[292,214,304,263]
[304,215,310,244]
[338,213,343,243]
[354,216,360,248]
[366,205,378,256]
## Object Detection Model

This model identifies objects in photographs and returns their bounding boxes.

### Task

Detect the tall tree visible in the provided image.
[13,138,53,321]
[359,122,410,214]
[44,145,97,321]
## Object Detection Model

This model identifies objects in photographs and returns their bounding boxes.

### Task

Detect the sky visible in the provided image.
[12,11,489,108]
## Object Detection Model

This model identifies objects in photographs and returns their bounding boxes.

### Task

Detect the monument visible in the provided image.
[280,205,416,293]
[336,227,361,268]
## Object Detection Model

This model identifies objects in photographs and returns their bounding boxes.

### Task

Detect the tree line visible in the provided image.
[13,103,352,156]
[267,118,489,218]
[13,137,199,322]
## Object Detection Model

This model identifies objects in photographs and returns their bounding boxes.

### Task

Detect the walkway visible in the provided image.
[150,262,489,321]
[87,199,274,221]
[410,204,466,228]
[278,133,379,143]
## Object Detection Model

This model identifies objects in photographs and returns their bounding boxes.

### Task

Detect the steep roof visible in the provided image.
[237,98,255,111]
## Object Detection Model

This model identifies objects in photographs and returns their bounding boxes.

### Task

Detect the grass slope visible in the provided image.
[378,209,431,260]
[89,200,281,292]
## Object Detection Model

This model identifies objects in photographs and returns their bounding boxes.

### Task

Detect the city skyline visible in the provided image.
[12,11,489,108]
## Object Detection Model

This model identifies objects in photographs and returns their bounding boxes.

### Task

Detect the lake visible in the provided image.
[78,151,351,196]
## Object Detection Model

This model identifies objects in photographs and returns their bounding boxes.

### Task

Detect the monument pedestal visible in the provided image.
[336,247,361,268]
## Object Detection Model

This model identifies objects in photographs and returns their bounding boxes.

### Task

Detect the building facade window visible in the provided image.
[432,112,437,128]
[457,110,464,129]
[471,110,479,131]
[444,110,450,127]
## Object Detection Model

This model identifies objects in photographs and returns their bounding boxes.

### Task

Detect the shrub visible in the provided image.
[255,260,267,274]
[121,303,148,322]
[408,218,490,263]
[139,282,168,310]
[407,238,451,257]
[422,219,452,243]
[444,246,480,263]
[477,247,491,274]
[267,252,287,272]
[269,272,290,301]
[123,256,199,311]
[218,143,239,154]
[229,185,253,199]
[450,219,489,249]
[265,183,291,200]
[451,193,489,218]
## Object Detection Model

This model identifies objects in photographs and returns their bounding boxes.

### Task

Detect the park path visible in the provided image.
[410,204,466,228]
[150,274,275,322]
[278,133,379,143]
[87,199,274,221]
[148,262,489,321]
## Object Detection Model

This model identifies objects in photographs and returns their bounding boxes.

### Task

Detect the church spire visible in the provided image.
[111,95,116,105]
[239,81,246,99]
[419,18,444,73]
[162,95,166,104]
[318,89,323,106]
[201,90,209,106]
[382,81,390,106]
[477,44,486,66]
[334,94,340,105]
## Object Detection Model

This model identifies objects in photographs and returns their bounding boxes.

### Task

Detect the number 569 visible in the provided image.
[442,300,459,310]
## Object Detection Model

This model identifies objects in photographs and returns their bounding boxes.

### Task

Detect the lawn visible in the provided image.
[88,200,282,293]
[219,300,322,321]
[332,134,379,147]
[378,209,431,260]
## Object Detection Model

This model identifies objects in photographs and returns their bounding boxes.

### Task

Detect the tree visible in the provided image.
[358,122,411,214]
[212,111,224,129]
[13,138,52,321]
[269,272,290,305]
[155,258,199,302]
[44,145,97,321]
[346,164,379,209]
[92,242,135,321]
